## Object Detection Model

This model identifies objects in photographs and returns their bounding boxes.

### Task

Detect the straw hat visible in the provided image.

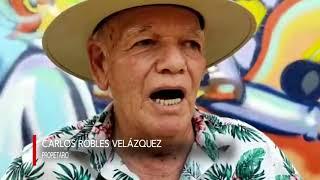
[43,0,256,81]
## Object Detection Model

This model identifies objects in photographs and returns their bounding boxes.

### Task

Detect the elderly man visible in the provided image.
[2,0,301,180]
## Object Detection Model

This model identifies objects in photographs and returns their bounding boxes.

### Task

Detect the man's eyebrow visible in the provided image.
[189,29,204,38]
[180,29,204,41]
[121,25,204,40]
[123,25,153,37]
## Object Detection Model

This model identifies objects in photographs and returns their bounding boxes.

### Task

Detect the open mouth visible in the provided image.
[149,89,185,106]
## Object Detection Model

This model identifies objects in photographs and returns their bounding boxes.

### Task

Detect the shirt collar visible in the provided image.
[70,102,219,179]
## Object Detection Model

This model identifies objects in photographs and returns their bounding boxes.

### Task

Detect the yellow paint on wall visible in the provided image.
[197,90,205,98]
[23,0,37,13]
[303,39,320,63]
[37,0,82,32]
[236,0,267,29]
[260,9,320,90]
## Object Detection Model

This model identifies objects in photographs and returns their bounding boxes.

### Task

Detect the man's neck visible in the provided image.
[111,108,195,179]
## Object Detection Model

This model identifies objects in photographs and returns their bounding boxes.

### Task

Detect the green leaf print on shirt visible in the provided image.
[5,157,45,180]
[113,169,134,180]
[227,124,265,143]
[49,126,77,139]
[88,149,108,172]
[204,164,232,180]
[280,150,296,176]
[70,119,96,149]
[274,150,300,180]
[204,114,228,135]
[53,163,91,180]
[204,148,266,180]
[203,131,219,161]
[204,114,264,143]
[275,175,291,180]
[181,160,201,179]
[235,148,266,180]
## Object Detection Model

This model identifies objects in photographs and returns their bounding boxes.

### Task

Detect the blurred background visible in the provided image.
[0,0,319,178]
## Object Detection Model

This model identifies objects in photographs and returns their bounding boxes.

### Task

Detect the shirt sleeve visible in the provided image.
[263,134,302,180]
[228,118,302,179]
[1,153,46,180]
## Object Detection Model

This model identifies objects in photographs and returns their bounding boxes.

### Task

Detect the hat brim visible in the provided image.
[43,0,256,81]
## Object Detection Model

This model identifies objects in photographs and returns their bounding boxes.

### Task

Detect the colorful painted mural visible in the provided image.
[0,0,319,178]
[198,0,320,178]
[0,0,98,174]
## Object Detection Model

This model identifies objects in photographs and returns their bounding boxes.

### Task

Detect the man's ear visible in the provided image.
[87,39,109,90]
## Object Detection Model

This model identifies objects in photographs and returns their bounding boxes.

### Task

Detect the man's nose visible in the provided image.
[155,45,187,74]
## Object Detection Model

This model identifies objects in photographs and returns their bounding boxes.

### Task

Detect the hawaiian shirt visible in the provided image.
[2,102,301,180]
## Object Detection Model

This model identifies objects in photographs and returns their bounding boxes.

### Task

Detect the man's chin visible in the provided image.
[144,116,192,137]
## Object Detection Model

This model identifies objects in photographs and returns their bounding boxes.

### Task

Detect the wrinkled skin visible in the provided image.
[87,5,207,180]
[87,5,206,146]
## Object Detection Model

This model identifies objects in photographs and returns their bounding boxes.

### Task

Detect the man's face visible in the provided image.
[89,6,206,138]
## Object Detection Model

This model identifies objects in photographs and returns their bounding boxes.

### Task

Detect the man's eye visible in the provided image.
[185,40,201,51]
[133,39,156,47]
